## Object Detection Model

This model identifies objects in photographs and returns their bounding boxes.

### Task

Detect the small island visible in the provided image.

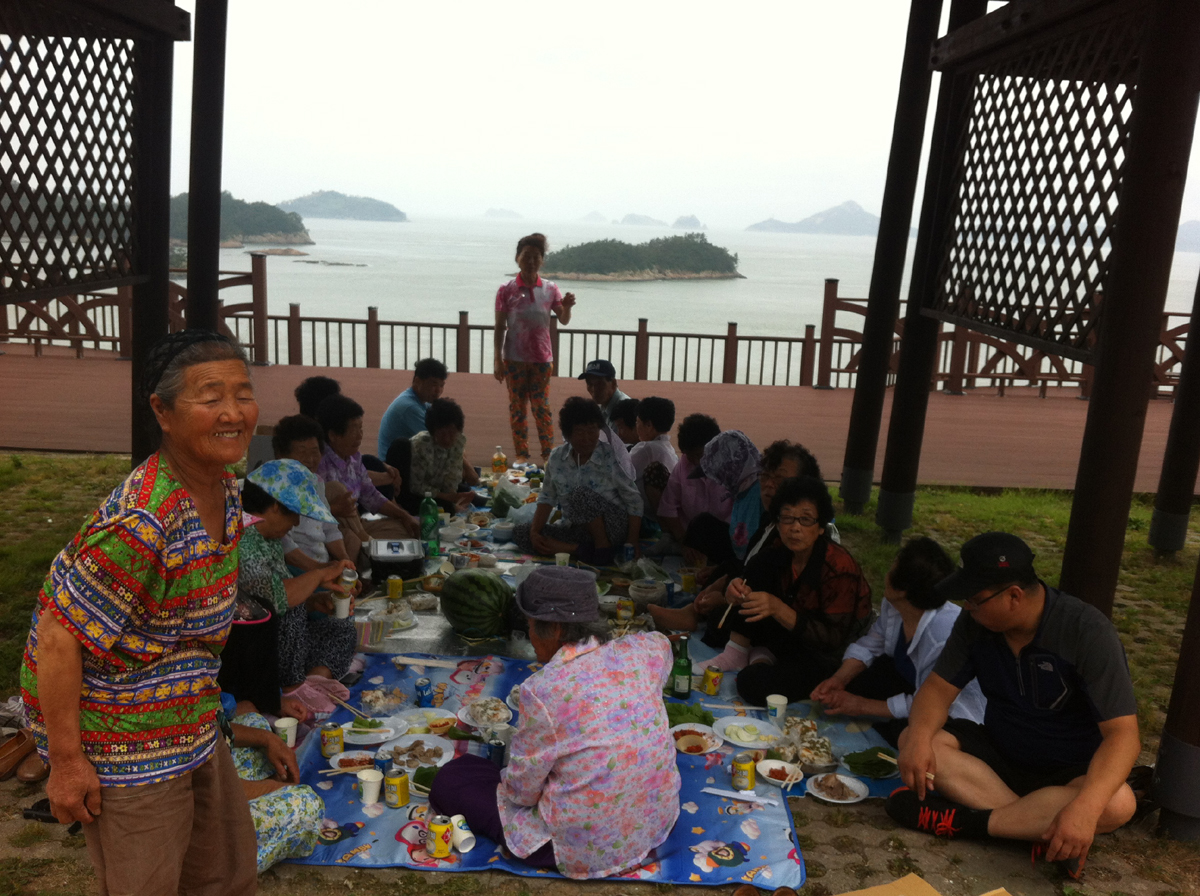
[278,190,407,222]
[621,213,667,227]
[543,233,743,281]
[747,200,881,236]
[169,191,313,246]
[673,214,705,229]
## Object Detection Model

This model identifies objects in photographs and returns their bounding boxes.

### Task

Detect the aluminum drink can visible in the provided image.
[486,738,507,768]
[415,678,433,707]
[384,765,410,808]
[622,543,635,564]
[732,751,756,791]
[387,575,403,599]
[616,598,635,622]
[341,569,358,591]
[702,665,724,696]
[319,722,343,758]
[428,815,453,858]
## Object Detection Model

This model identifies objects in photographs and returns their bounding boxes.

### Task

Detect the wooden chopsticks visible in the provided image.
[329,695,371,721]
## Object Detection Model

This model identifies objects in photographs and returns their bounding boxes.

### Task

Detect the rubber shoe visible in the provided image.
[885,786,965,839]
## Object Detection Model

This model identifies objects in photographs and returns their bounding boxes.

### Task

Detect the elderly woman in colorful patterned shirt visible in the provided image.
[431,567,680,879]
[21,330,260,895]
[514,396,643,565]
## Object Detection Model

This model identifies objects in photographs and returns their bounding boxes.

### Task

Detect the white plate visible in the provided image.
[506,686,521,714]
[457,697,513,729]
[756,759,803,788]
[327,749,375,771]
[838,754,900,780]
[383,616,419,635]
[670,722,721,755]
[374,733,455,768]
[804,772,869,804]
[340,721,403,745]
[712,715,785,748]
[396,708,457,734]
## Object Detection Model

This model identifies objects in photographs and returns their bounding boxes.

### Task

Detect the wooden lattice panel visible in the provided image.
[1,5,138,299]
[926,1,1146,362]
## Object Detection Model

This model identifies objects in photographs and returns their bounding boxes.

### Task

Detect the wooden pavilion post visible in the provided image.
[131,35,176,465]
[840,0,944,514]
[876,0,990,541]
[1149,272,1200,553]
[1060,0,1200,615]
[184,0,229,332]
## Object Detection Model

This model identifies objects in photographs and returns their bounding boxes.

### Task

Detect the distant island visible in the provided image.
[485,208,522,220]
[543,233,743,281]
[169,191,312,246]
[748,200,884,236]
[1178,220,1200,252]
[278,190,406,222]
[673,214,705,229]
[579,211,607,224]
[621,213,667,227]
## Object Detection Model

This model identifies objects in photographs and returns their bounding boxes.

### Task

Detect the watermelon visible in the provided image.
[440,569,515,638]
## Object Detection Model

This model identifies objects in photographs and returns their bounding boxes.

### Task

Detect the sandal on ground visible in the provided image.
[0,729,35,781]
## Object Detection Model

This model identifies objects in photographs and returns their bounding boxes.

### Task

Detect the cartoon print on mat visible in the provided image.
[318,820,364,844]
[691,839,750,871]
[395,820,460,868]
[720,800,763,816]
[740,865,773,883]
[336,843,372,864]
[740,818,761,840]
[614,848,661,880]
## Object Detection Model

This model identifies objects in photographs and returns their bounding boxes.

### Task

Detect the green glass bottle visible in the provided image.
[671,635,692,700]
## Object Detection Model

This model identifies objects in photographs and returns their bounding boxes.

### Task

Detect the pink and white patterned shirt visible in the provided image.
[498,632,681,879]
[496,275,563,364]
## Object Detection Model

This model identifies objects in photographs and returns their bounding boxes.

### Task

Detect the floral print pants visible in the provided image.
[504,361,554,459]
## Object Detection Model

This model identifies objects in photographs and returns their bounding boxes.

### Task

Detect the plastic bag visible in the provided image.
[617,556,671,581]
[506,502,538,526]
[492,480,532,518]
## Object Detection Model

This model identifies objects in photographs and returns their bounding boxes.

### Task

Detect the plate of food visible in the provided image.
[840,746,900,779]
[397,708,456,736]
[713,716,784,748]
[756,758,803,787]
[327,750,375,772]
[506,685,521,714]
[375,734,454,769]
[360,687,407,717]
[805,772,869,804]
[670,723,721,755]
[458,695,513,729]
[341,717,404,746]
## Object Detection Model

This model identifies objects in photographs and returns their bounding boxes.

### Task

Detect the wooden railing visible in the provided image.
[2,260,1190,396]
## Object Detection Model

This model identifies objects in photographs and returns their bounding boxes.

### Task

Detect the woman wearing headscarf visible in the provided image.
[690,430,763,560]
[21,330,259,895]
[430,567,680,880]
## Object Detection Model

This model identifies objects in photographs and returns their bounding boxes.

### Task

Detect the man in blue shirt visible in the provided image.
[889,532,1139,880]
[377,358,448,457]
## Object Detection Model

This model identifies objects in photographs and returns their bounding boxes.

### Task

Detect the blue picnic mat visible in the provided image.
[289,652,808,888]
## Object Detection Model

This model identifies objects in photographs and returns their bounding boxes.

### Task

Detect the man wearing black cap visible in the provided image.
[579,359,631,428]
[888,532,1139,879]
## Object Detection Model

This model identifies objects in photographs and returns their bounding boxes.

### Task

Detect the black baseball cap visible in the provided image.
[578,359,616,380]
[935,532,1036,602]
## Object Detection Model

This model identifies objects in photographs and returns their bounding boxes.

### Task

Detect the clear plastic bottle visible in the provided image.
[491,446,507,476]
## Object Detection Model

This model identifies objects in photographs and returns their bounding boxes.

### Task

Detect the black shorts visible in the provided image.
[942,719,1091,797]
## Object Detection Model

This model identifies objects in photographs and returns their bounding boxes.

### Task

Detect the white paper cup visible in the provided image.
[766,694,788,724]
[555,552,570,566]
[273,716,297,747]
[334,595,352,619]
[450,814,476,853]
[358,768,383,805]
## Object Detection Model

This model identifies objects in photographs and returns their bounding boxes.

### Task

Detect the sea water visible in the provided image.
[218,216,1200,339]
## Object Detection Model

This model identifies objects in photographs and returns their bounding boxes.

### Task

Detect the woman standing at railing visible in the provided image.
[494,233,576,462]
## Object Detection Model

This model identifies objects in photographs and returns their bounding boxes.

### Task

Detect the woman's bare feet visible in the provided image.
[647,602,700,632]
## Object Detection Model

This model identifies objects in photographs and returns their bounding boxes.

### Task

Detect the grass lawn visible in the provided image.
[2,450,1196,756]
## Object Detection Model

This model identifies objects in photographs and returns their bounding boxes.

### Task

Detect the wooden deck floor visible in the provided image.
[0,343,1189,493]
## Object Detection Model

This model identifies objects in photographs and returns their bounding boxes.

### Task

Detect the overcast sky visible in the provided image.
[166,1,1200,229]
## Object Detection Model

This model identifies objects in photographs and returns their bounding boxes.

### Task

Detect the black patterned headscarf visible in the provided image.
[139,329,248,448]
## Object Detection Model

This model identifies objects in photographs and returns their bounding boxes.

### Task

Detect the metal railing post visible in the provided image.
[634,318,649,380]
[366,307,380,368]
[722,323,738,383]
[816,278,838,389]
[457,311,470,372]
[250,253,268,365]
[288,303,302,365]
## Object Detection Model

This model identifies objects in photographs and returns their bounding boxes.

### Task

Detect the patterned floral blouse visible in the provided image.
[498,631,681,879]
[495,274,564,364]
[409,429,467,496]
[539,440,644,519]
[21,454,241,786]
[238,523,290,616]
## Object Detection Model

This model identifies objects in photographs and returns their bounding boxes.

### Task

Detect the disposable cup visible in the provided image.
[766,694,788,724]
[680,567,700,593]
[358,768,384,805]
[273,716,297,747]
[450,814,476,852]
[555,553,570,567]
[334,595,352,619]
